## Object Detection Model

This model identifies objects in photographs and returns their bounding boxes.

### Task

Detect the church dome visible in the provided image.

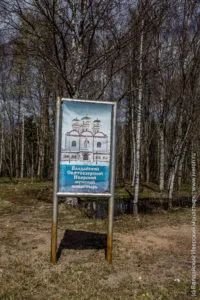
[81,115,91,120]
[93,118,100,123]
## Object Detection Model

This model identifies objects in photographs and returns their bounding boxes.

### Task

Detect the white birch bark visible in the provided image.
[167,1,193,199]
[168,119,191,208]
[158,31,165,192]
[133,19,144,214]
[159,125,165,191]
[131,104,136,186]
[168,112,183,191]
[71,1,80,98]
[168,161,178,209]
[72,0,86,98]
[169,0,195,201]
[130,59,136,186]
[122,124,126,181]
[177,143,187,189]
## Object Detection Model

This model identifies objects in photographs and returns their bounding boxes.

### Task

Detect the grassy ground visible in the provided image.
[0,179,199,299]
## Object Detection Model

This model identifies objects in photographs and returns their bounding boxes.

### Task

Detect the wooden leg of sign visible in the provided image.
[51,195,58,264]
[107,195,114,263]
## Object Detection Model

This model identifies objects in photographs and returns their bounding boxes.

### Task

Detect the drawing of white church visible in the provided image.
[61,115,110,163]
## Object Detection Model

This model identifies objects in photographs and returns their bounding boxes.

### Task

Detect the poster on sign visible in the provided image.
[59,100,112,193]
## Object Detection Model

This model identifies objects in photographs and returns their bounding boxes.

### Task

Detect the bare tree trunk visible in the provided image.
[37,88,50,179]
[133,19,144,215]
[146,149,150,183]
[144,112,150,183]
[168,162,178,209]
[38,137,44,178]
[122,124,126,182]
[168,112,183,191]
[9,137,13,178]
[130,63,136,186]
[20,103,25,178]
[37,127,41,177]
[159,125,165,191]
[31,145,34,183]
[0,108,5,175]
[169,0,195,203]
[131,115,136,186]
[178,143,187,189]
[15,139,19,177]
[168,118,191,208]
[72,0,86,98]
[158,31,165,192]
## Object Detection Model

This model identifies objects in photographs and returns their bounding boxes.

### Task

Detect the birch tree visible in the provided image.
[133,16,144,215]
[167,0,200,207]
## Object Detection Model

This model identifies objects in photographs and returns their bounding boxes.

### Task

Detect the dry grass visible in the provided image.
[0,180,199,299]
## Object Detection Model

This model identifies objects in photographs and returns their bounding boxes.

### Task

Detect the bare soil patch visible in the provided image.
[0,185,199,299]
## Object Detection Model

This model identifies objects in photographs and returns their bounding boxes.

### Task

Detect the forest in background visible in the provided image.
[0,0,200,207]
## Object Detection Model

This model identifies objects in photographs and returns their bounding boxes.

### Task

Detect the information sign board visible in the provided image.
[51,98,117,264]
[59,99,114,194]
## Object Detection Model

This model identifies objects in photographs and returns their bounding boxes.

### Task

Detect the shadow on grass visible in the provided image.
[56,230,107,261]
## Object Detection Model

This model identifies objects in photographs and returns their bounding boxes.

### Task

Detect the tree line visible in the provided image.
[0,0,200,207]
